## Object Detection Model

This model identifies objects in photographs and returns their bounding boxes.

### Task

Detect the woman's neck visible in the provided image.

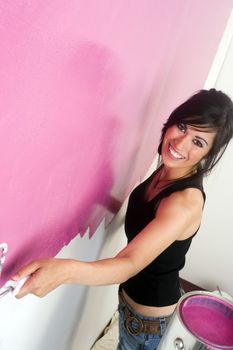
[160,165,196,182]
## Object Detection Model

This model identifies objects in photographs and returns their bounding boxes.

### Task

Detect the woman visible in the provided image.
[13,89,233,349]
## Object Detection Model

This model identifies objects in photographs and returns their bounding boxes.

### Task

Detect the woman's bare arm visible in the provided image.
[14,188,203,298]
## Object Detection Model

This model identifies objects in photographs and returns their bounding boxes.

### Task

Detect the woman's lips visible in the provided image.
[167,143,185,160]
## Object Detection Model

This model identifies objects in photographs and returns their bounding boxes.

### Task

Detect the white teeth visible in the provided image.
[169,145,184,159]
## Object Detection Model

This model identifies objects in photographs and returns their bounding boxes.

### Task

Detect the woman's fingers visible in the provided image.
[11,260,42,281]
[12,258,72,298]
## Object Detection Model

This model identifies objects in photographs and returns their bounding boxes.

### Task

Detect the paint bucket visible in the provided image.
[157,291,233,350]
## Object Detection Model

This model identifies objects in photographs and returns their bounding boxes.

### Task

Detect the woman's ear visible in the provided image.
[199,158,206,169]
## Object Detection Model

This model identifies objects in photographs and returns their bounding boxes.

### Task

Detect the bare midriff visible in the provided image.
[122,289,177,317]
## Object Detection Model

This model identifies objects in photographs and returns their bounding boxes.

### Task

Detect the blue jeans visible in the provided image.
[117,293,171,350]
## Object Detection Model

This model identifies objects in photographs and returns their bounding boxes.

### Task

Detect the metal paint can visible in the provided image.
[157,291,233,350]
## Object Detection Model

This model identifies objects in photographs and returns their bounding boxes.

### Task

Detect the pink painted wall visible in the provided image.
[0,1,232,286]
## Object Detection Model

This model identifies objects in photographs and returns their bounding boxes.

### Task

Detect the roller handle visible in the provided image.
[0,275,29,298]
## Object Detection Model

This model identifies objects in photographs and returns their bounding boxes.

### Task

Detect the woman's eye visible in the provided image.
[193,139,203,148]
[177,123,186,133]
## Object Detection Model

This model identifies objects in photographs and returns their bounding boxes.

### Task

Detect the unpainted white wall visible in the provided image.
[0,222,108,350]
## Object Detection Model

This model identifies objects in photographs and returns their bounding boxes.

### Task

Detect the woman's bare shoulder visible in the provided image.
[157,187,204,217]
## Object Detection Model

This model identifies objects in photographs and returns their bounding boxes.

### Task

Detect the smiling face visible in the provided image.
[161,122,216,179]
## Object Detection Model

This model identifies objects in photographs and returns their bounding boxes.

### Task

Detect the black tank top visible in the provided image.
[121,169,205,307]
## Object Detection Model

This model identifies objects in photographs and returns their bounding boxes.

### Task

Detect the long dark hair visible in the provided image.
[158,89,233,176]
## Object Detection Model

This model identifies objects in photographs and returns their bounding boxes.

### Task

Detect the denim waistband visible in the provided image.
[118,290,172,335]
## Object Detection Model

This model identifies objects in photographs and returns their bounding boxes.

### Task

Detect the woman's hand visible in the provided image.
[12,258,74,298]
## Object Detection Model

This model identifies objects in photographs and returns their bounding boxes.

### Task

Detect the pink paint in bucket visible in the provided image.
[179,294,233,349]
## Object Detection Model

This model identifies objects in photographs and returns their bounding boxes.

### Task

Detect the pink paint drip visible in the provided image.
[180,295,233,349]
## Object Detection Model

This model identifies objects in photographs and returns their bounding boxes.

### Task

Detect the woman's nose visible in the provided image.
[175,134,190,150]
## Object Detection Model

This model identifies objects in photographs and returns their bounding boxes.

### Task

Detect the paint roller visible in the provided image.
[0,242,29,298]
